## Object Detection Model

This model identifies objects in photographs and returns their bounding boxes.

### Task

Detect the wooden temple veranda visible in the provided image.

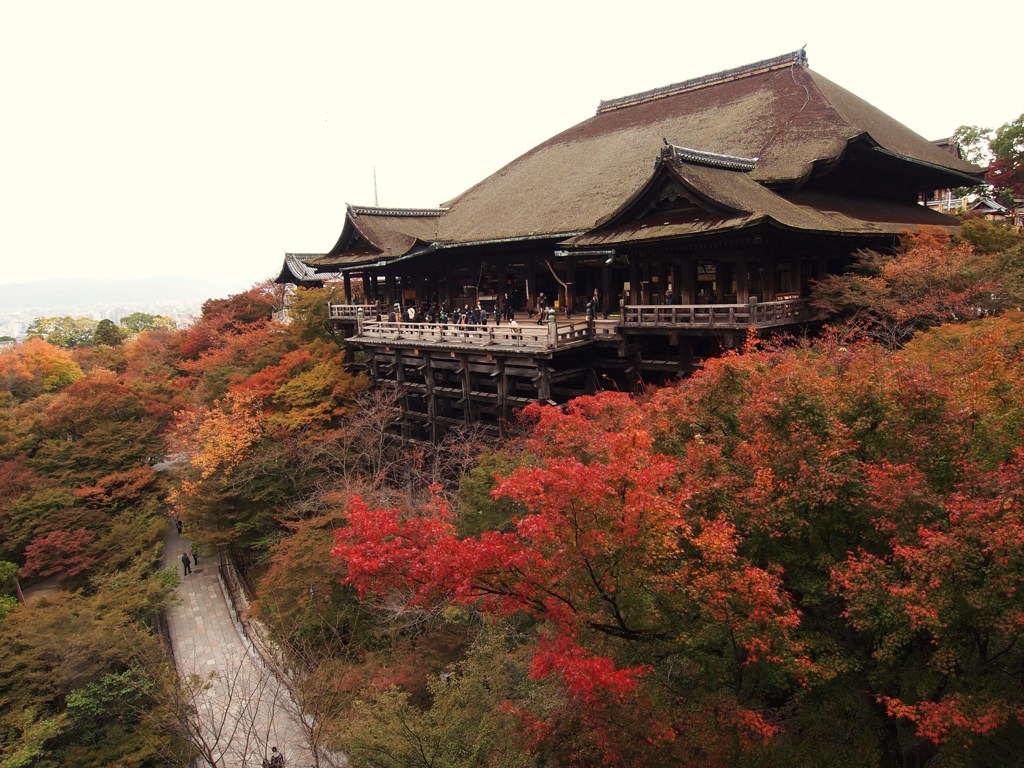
[280,49,981,440]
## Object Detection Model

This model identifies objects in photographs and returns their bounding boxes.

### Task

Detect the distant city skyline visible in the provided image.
[0,275,235,338]
[2,1,1017,291]
[0,300,204,340]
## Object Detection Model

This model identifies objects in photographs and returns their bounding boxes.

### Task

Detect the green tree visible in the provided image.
[119,312,177,335]
[287,285,347,344]
[956,217,1024,254]
[987,112,1024,202]
[25,316,98,348]
[952,123,993,167]
[0,564,180,766]
[92,318,126,347]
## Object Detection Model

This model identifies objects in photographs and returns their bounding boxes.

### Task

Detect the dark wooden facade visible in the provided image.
[288,50,982,439]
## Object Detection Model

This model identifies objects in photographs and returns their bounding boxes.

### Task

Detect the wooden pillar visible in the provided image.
[368,348,379,380]
[763,255,776,301]
[564,258,576,315]
[423,353,437,443]
[459,357,473,423]
[494,358,507,425]
[680,259,696,304]
[526,258,537,306]
[393,351,411,441]
[536,361,552,403]
[736,254,749,303]
[496,262,507,312]
[343,273,353,303]
[678,337,694,375]
[386,272,398,308]
[628,259,640,304]
[601,264,612,317]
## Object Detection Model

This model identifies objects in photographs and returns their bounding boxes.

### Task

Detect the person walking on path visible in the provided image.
[175,517,183,535]
[181,551,192,575]
[263,746,285,767]
[191,545,199,565]
[161,518,322,766]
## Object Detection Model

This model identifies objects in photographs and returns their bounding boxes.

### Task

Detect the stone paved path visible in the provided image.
[162,522,321,767]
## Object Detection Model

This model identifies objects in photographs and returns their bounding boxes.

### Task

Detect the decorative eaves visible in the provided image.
[348,205,447,218]
[276,253,340,284]
[661,144,758,172]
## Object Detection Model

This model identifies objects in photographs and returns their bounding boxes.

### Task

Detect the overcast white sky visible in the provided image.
[1,1,1017,296]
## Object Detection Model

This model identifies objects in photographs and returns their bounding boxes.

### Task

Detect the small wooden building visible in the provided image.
[289,49,982,439]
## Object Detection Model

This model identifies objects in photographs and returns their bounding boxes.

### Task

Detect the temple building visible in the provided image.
[283,49,982,439]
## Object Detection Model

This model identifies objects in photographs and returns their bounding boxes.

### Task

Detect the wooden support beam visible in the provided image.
[460,355,473,423]
[536,361,552,402]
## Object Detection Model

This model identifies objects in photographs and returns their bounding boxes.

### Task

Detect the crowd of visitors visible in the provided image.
[371,288,612,327]
[380,292,523,326]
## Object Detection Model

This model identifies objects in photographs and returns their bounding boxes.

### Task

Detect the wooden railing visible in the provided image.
[328,303,381,321]
[341,298,812,352]
[350,313,598,351]
[620,297,810,329]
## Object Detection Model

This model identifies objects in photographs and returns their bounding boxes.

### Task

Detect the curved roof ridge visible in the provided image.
[663,144,758,171]
[348,204,447,218]
[277,253,339,283]
[597,48,807,114]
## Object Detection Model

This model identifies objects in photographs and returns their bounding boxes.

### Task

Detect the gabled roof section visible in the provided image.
[274,253,339,285]
[591,144,760,231]
[566,142,962,248]
[759,69,981,186]
[311,204,447,270]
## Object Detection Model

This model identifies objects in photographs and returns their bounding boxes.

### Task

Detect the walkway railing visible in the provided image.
[342,298,811,352]
[351,313,595,351]
[328,303,381,321]
[621,297,810,329]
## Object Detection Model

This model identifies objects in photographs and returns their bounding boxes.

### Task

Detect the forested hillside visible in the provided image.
[1,224,1023,767]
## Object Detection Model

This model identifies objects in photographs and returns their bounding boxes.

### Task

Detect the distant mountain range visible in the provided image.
[0,276,245,310]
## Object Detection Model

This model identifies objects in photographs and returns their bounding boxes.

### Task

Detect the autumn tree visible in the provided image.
[176,283,278,360]
[326,307,1024,766]
[0,337,82,401]
[812,228,1000,347]
[31,367,163,481]
[333,393,815,765]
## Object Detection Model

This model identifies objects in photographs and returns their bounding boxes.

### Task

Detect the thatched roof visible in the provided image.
[313,49,982,270]
[566,144,960,247]
[307,206,446,269]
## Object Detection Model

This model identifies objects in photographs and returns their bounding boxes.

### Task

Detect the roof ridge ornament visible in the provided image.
[661,144,758,171]
[597,48,809,115]
[348,205,448,218]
